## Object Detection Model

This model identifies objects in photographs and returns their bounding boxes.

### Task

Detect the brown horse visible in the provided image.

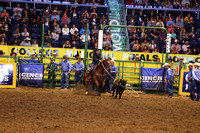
[83,58,111,95]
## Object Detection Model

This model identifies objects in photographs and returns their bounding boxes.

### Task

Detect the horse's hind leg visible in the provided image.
[112,87,115,97]
[115,89,119,99]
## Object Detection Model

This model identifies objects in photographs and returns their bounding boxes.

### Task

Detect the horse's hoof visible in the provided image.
[85,91,88,95]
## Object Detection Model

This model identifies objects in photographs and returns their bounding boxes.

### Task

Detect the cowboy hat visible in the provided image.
[194,62,200,67]
[53,52,57,55]
[30,52,36,55]
[174,39,179,42]
[24,37,31,41]
[63,54,69,58]
[53,10,57,12]
[110,59,115,63]
[163,63,170,67]
[187,63,193,67]
[50,57,55,61]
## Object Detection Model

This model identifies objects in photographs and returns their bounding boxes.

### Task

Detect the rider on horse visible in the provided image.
[86,49,102,81]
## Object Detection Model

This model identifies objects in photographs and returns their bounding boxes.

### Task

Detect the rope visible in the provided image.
[100,61,140,97]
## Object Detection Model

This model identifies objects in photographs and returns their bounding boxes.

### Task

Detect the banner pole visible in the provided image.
[41,24,44,63]
[83,23,89,75]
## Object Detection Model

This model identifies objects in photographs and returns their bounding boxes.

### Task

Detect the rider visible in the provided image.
[86,49,102,81]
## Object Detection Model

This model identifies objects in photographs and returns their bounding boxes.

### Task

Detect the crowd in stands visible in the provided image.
[0,1,111,50]
[126,0,200,54]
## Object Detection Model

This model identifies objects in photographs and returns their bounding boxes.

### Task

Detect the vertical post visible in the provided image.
[138,61,141,88]
[41,24,44,63]
[122,61,124,79]
[83,23,89,74]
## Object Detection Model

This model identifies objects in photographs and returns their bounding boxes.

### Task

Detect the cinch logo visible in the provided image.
[19,73,43,80]
[142,76,163,81]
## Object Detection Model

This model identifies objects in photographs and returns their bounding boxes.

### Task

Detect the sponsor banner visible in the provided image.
[19,64,43,87]
[179,70,198,96]
[0,63,16,88]
[1,46,200,63]
[142,68,164,91]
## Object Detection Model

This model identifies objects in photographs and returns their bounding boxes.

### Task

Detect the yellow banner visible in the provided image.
[1,46,199,63]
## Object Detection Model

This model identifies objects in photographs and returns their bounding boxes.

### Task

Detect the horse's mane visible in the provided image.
[95,59,107,71]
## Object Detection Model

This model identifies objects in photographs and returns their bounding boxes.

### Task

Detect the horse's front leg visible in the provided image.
[93,78,101,96]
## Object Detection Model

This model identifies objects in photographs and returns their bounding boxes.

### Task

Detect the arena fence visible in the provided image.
[0,55,187,94]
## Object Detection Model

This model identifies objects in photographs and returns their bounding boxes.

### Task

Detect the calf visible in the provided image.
[112,79,127,99]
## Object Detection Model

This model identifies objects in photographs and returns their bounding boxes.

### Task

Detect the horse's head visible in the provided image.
[102,58,111,71]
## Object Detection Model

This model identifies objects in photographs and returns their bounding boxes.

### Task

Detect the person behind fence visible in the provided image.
[73,56,84,89]
[108,60,118,93]
[187,62,194,101]
[57,54,72,89]
[163,63,174,98]
[191,62,200,101]
[29,52,38,61]
[47,57,58,87]
[86,49,102,81]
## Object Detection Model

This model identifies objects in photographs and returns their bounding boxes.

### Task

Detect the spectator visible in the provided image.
[12,15,21,27]
[142,45,149,53]
[181,0,190,7]
[165,1,173,9]
[72,31,79,46]
[31,9,40,22]
[171,47,179,54]
[171,40,181,52]
[51,10,60,21]
[63,40,71,48]
[72,9,78,19]
[32,40,39,47]
[91,25,98,35]
[176,15,184,31]
[152,47,159,53]
[55,24,61,34]
[186,47,192,55]
[20,37,31,46]
[90,8,97,18]
[12,39,19,46]
[0,26,6,38]
[13,27,20,38]
[61,12,70,24]
[92,41,98,49]
[92,33,98,43]
[192,48,199,55]
[51,29,59,41]
[13,9,22,19]
[171,29,177,40]
[62,24,69,35]
[91,14,97,26]
[103,30,112,42]
[21,28,29,37]
[141,39,149,50]
[13,4,22,14]
[42,10,51,21]
[22,9,30,19]
[184,13,193,24]
[182,41,190,54]
[0,38,7,45]
[156,19,164,27]
[82,9,89,19]
[166,17,176,28]
[103,36,111,47]
[159,29,167,44]
[180,34,188,45]
[80,25,91,35]
[44,18,50,28]
[50,18,58,29]
[150,29,159,43]
[44,29,52,42]
[103,43,111,51]
[1,9,9,18]
[72,41,77,49]
[100,15,107,24]
[70,24,79,35]
[80,31,91,48]
[131,40,141,52]
[149,40,157,53]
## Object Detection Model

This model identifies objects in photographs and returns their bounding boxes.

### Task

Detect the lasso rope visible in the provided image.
[100,61,140,97]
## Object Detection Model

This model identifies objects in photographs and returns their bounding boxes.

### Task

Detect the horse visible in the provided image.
[83,58,111,96]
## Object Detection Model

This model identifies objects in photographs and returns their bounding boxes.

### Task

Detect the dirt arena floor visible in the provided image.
[0,87,200,133]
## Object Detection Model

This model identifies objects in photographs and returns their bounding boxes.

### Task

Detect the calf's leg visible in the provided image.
[115,89,119,99]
